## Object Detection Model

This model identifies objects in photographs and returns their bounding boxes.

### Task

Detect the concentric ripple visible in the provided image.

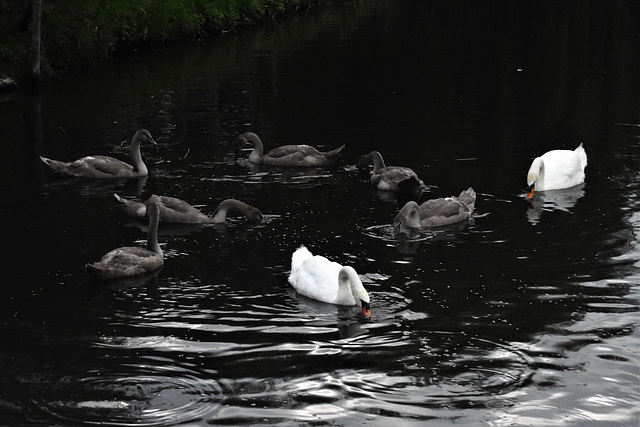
[202,332,537,424]
[33,363,223,426]
[362,224,433,242]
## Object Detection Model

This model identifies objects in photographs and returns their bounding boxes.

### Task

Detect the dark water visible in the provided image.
[1,1,639,425]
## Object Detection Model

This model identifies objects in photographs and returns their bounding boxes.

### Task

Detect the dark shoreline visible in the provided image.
[0,0,340,84]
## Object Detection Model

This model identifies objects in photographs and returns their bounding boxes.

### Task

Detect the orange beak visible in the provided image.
[361,301,371,317]
[527,185,535,200]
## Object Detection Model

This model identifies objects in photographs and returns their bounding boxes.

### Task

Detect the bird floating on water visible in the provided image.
[527,144,587,199]
[358,150,429,194]
[394,187,476,235]
[86,196,163,280]
[114,194,262,224]
[235,132,344,167]
[40,129,157,178]
[288,245,371,317]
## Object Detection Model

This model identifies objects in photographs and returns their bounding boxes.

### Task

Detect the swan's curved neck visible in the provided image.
[244,133,264,159]
[211,199,234,222]
[369,151,386,172]
[338,266,367,305]
[212,199,256,223]
[129,137,148,174]
[529,157,544,189]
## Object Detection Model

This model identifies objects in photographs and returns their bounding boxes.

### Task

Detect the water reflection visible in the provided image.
[0,0,639,426]
[34,362,220,426]
[288,291,371,338]
[86,266,163,296]
[526,184,586,225]
[363,220,475,257]
[232,159,340,187]
[44,175,148,198]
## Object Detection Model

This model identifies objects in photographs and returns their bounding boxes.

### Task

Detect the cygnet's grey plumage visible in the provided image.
[86,196,163,280]
[40,129,157,178]
[235,132,344,167]
[394,187,476,233]
[358,150,429,194]
[114,194,263,224]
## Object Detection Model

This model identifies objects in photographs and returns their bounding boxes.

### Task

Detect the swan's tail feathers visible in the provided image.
[458,187,477,210]
[85,262,105,279]
[575,143,588,170]
[291,245,313,274]
[325,145,346,162]
[113,193,147,218]
[40,156,71,172]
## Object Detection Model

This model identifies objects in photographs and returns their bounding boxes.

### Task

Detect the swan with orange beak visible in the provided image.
[527,144,587,199]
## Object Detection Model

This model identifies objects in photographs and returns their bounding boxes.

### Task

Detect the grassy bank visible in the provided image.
[0,0,331,83]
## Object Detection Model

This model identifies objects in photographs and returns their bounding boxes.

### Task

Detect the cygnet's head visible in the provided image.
[393,201,420,236]
[134,129,158,146]
[246,206,263,222]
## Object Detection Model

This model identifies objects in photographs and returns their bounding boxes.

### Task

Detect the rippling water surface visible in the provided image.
[1,1,639,425]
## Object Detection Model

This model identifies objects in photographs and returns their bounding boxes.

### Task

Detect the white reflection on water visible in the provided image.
[526,184,586,225]
[1,1,639,426]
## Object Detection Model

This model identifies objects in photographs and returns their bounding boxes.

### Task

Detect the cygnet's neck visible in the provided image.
[145,201,162,254]
[211,199,249,223]
[129,136,148,175]
[242,132,265,158]
[369,151,386,172]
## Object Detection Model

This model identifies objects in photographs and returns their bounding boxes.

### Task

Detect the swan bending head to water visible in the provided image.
[527,143,587,199]
[394,187,476,235]
[358,150,429,194]
[114,194,262,224]
[288,245,371,317]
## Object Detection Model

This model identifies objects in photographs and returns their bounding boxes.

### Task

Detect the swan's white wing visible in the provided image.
[289,255,342,304]
[541,150,585,190]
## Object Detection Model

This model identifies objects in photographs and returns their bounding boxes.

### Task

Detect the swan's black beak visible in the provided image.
[361,300,371,317]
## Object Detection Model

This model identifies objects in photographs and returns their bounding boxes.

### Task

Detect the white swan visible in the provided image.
[527,144,587,198]
[235,132,345,167]
[288,245,371,316]
[394,187,476,234]
[358,150,429,194]
[86,196,163,280]
[40,129,157,178]
[114,194,262,224]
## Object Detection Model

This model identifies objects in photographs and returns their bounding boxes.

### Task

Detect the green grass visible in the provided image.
[0,0,329,82]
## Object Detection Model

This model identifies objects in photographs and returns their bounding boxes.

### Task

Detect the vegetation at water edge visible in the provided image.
[0,0,332,82]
